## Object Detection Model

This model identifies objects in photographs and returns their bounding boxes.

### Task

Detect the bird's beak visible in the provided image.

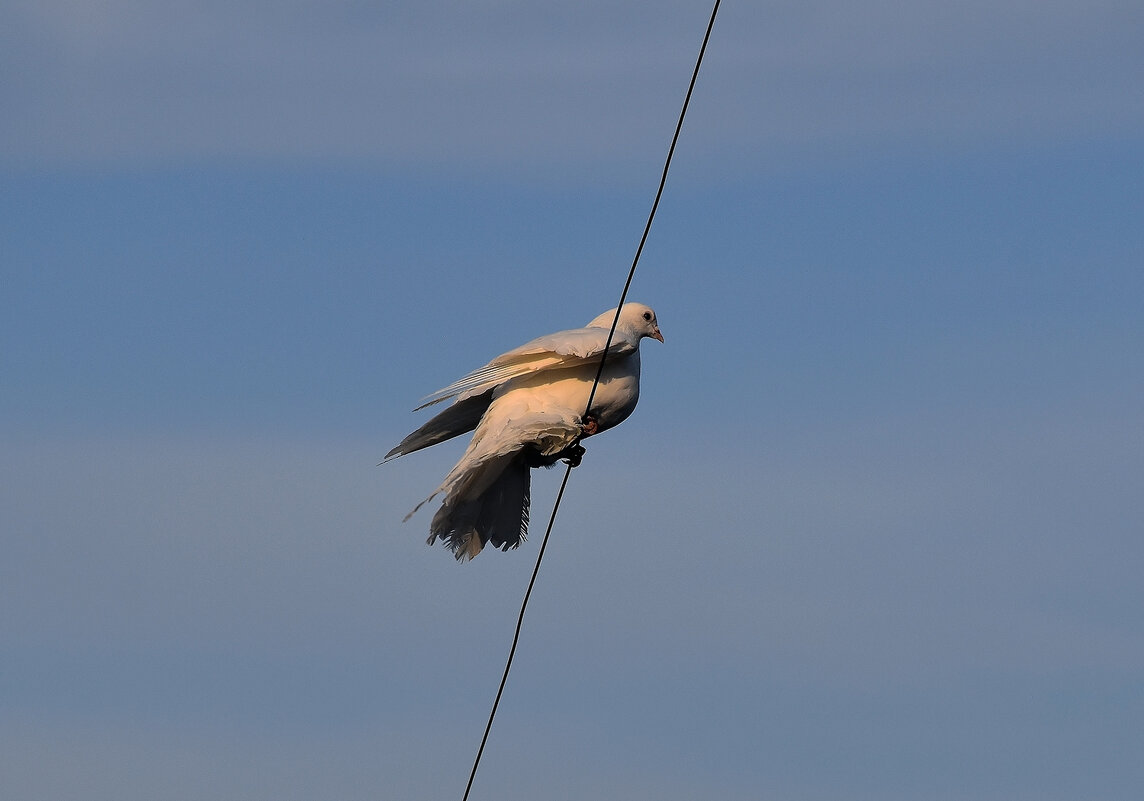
[651,327,664,343]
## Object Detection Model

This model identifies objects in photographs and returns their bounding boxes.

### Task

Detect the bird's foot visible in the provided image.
[560,443,586,468]
[524,443,585,469]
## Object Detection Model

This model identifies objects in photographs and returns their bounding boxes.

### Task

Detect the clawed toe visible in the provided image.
[561,444,586,468]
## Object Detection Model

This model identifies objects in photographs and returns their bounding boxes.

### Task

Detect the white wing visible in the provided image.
[408,391,585,560]
[414,325,636,410]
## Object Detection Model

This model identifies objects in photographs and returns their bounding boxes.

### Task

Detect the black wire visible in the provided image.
[584,0,722,417]
[459,462,573,801]
[460,3,721,799]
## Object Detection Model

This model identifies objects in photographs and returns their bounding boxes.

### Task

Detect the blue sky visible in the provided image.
[3,2,1143,800]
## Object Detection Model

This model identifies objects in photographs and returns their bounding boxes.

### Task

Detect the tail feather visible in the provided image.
[411,397,582,561]
[427,454,531,561]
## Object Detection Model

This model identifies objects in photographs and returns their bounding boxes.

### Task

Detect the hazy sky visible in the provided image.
[3,2,1143,800]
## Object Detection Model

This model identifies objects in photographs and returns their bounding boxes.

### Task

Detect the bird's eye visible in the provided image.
[642,311,652,321]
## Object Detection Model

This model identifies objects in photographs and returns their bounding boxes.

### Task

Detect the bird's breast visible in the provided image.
[587,352,641,432]
[494,351,641,433]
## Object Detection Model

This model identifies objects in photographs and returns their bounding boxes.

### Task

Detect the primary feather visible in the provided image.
[386,302,663,561]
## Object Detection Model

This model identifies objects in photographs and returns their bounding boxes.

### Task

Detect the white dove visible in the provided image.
[386,302,663,561]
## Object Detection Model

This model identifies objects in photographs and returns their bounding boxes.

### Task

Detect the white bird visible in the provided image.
[385,302,664,561]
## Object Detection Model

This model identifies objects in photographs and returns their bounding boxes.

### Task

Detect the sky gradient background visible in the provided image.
[3,2,1143,799]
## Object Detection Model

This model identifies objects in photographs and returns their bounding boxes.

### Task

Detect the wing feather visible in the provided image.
[415,326,636,409]
[383,389,494,462]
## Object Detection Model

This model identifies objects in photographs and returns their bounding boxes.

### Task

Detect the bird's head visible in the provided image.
[590,302,664,343]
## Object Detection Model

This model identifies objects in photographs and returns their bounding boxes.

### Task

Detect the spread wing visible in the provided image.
[414,325,636,410]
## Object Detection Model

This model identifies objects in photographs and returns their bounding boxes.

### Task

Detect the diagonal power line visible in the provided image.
[460,3,722,799]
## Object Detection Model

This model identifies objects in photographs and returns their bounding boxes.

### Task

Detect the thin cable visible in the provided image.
[460,464,573,801]
[461,4,721,799]
[585,0,722,416]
